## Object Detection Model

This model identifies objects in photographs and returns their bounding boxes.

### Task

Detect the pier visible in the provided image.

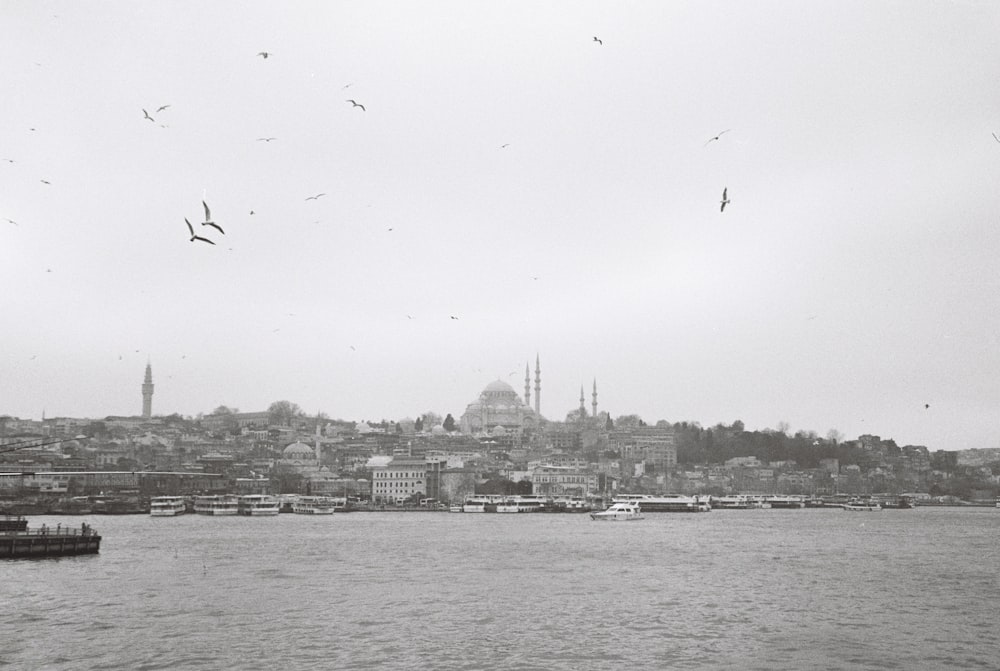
[1,521,101,559]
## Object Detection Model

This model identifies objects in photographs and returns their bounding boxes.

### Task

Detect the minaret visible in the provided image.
[141,361,154,418]
[314,414,322,463]
[524,362,531,408]
[592,378,598,419]
[534,354,541,416]
[579,385,586,416]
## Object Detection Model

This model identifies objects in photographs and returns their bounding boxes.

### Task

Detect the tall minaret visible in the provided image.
[141,361,154,418]
[579,385,586,416]
[524,362,531,408]
[534,354,541,416]
[592,378,598,419]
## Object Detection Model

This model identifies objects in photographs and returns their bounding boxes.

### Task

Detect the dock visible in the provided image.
[1,521,101,559]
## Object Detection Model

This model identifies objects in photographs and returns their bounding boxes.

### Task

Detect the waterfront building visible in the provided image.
[530,465,597,497]
[370,456,428,504]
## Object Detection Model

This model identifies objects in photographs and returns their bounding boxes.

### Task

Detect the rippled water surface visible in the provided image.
[2,508,998,670]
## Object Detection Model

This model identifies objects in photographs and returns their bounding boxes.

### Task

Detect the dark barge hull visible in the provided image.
[1,528,101,559]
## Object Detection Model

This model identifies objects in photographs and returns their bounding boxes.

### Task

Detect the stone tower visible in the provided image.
[141,361,154,418]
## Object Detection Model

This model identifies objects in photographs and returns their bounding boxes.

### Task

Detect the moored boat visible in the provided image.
[764,495,806,509]
[842,499,882,512]
[612,494,711,513]
[496,495,548,513]
[149,496,187,517]
[292,496,335,514]
[590,501,644,521]
[237,495,280,516]
[193,495,239,515]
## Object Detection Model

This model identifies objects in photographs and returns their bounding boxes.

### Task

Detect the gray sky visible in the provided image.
[2,1,999,450]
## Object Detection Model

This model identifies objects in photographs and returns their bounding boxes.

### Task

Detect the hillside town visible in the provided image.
[2,363,999,510]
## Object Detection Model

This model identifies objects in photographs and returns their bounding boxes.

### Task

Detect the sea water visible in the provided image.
[1,507,997,670]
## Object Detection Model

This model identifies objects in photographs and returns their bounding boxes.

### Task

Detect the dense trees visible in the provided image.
[267,400,302,426]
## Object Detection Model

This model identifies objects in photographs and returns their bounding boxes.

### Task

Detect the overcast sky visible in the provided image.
[2,1,998,450]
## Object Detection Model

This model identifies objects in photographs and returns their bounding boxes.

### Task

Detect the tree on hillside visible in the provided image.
[414,416,424,432]
[422,411,442,429]
[443,413,456,432]
[268,400,302,426]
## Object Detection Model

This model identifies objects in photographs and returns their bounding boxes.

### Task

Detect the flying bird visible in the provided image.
[186,218,215,245]
[155,105,171,113]
[593,36,603,45]
[720,187,730,212]
[256,137,276,142]
[5,218,16,226]
[40,179,51,185]
[704,129,730,146]
[305,193,325,201]
[142,109,155,122]
[924,403,930,409]
[201,201,224,234]
[450,315,459,320]
[346,99,366,111]
[257,51,270,59]
[500,143,510,149]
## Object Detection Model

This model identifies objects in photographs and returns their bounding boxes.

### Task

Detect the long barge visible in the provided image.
[1,519,101,559]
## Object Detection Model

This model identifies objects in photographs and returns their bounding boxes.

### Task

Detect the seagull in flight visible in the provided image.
[257,51,271,59]
[593,36,603,45]
[305,193,325,201]
[500,143,510,149]
[256,137,276,142]
[155,104,171,113]
[5,218,17,226]
[202,201,224,234]
[993,132,1000,143]
[186,218,215,245]
[40,179,51,185]
[704,129,730,146]
[720,187,730,212]
[450,315,459,320]
[142,109,155,122]
[346,99,366,111]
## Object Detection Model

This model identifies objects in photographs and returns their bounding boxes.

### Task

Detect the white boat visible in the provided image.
[712,494,756,509]
[149,496,187,517]
[612,494,711,513]
[765,495,806,509]
[461,495,503,513]
[237,495,280,516]
[842,499,882,512]
[193,495,239,515]
[496,495,548,513]
[590,501,644,521]
[292,496,335,514]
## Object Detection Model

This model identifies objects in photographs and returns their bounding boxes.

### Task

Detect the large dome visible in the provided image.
[484,379,516,394]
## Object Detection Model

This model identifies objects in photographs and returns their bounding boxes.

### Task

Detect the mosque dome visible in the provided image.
[484,379,516,394]
[283,441,315,458]
[430,425,447,436]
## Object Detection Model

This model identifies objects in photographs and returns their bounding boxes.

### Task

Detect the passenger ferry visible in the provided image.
[612,494,711,513]
[461,495,504,513]
[842,498,882,512]
[764,495,806,509]
[149,496,187,517]
[496,495,548,513]
[712,494,756,509]
[193,495,239,515]
[237,495,280,516]
[292,496,335,514]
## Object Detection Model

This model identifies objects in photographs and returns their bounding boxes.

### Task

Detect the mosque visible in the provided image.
[458,355,602,435]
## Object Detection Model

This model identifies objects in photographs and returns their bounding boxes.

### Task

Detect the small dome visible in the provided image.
[430,425,447,436]
[283,441,315,456]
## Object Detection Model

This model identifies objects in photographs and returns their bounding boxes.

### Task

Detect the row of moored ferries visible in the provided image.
[149,495,350,517]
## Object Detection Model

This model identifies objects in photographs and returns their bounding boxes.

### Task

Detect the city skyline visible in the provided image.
[3,2,999,451]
